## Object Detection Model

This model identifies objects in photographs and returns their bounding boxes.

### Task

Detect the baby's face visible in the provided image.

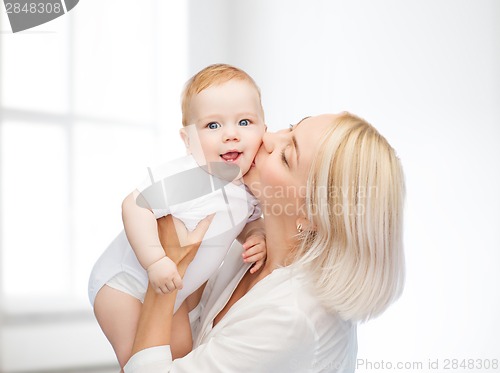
[181,79,265,180]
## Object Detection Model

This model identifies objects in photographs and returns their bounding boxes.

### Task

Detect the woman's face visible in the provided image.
[244,114,338,217]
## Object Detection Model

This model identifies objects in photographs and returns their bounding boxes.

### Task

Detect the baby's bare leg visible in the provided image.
[170,301,193,359]
[94,285,142,370]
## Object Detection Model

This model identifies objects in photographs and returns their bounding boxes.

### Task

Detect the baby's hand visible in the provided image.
[147,256,183,294]
[242,233,267,274]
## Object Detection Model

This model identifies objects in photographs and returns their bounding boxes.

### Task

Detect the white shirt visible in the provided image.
[124,243,358,373]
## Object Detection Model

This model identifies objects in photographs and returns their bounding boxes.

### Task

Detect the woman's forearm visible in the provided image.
[131,215,181,354]
[131,215,208,355]
[131,285,176,354]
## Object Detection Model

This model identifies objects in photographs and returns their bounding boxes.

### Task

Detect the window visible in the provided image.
[1,1,188,313]
[1,2,188,369]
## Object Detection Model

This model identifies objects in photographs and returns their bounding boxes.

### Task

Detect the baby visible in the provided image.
[88,64,267,369]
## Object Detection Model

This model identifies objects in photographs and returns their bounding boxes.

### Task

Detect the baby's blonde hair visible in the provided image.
[181,63,263,126]
[296,112,405,321]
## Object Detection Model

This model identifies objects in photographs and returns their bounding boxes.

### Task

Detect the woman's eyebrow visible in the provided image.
[295,116,311,128]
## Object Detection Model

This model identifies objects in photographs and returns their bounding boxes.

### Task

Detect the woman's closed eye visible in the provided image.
[276,126,296,167]
[278,124,298,167]
[281,148,289,167]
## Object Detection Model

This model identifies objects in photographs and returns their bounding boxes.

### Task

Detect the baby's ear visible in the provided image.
[179,128,190,150]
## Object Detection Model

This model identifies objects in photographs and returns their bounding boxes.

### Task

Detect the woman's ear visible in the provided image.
[179,128,190,152]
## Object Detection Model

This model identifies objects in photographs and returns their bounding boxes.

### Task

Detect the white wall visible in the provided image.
[189,0,500,371]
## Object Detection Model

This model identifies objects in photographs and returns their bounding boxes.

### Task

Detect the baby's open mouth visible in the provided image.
[220,151,242,162]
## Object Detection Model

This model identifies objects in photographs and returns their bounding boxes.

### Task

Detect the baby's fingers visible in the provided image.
[242,242,265,260]
[156,281,173,295]
[172,274,183,290]
[242,236,264,250]
[250,258,265,274]
[242,249,266,263]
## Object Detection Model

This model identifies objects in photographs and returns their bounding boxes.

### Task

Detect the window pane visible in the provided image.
[1,122,69,297]
[72,122,158,302]
[1,17,69,113]
[73,0,156,124]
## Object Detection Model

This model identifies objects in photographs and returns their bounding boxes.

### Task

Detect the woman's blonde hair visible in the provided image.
[295,112,405,321]
[181,63,263,126]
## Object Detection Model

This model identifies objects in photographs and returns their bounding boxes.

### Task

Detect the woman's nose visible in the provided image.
[262,130,286,153]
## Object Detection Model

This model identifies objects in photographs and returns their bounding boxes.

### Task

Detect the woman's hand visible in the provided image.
[157,214,214,277]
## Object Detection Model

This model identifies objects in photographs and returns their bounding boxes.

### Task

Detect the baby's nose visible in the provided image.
[223,125,240,142]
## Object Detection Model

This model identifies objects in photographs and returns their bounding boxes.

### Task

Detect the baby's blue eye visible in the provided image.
[239,119,250,126]
[207,122,221,129]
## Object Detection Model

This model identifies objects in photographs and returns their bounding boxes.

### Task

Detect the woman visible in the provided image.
[124,112,406,372]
